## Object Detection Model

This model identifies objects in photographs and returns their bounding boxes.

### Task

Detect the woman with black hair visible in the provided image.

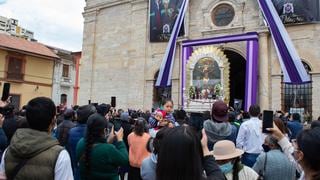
[268,125,320,180]
[141,127,170,180]
[156,126,225,180]
[76,113,128,180]
[128,118,150,180]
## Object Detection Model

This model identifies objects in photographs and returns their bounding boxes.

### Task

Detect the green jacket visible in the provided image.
[5,128,63,180]
[76,138,129,180]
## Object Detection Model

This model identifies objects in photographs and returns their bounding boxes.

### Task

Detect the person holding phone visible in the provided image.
[252,135,296,180]
[76,114,128,180]
[267,124,320,180]
[236,105,266,167]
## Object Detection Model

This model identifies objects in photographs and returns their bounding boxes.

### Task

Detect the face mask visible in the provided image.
[262,144,271,152]
[219,162,233,174]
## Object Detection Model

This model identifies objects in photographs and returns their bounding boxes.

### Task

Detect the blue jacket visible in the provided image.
[0,128,8,161]
[141,153,157,180]
[66,124,87,180]
[287,120,303,140]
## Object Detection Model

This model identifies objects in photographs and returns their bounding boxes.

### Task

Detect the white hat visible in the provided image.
[213,140,244,160]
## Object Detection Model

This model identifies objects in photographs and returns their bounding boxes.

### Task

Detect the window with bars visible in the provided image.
[10,94,21,111]
[60,94,67,105]
[7,56,24,81]
[62,64,69,78]
[281,62,312,120]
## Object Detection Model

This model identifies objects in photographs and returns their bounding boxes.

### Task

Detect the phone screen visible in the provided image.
[114,121,122,131]
[1,83,10,102]
[262,110,274,133]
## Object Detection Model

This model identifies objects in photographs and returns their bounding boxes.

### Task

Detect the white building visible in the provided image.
[0,16,35,41]
[48,46,77,107]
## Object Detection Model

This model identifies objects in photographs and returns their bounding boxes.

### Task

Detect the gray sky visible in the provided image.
[0,0,85,51]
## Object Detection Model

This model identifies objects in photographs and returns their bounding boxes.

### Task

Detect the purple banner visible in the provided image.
[258,0,310,84]
[156,0,189,87]
[244,40,259,111]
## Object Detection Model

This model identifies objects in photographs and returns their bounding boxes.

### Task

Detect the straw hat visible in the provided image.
[213,140,244,160]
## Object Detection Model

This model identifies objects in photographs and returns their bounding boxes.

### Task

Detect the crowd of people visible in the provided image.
[0,97,319,180]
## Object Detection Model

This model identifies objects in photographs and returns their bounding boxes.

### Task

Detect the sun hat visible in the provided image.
[211,101,229,122]
[213,140,244,160]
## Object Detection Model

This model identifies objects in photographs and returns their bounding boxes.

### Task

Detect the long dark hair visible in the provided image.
[84,113,107,178]
[156,126,203,180]
[133,117,148,136]
[232,157,242,180]
[297,127,320,180]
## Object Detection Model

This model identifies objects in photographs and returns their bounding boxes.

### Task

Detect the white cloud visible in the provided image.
[0,0,85,51]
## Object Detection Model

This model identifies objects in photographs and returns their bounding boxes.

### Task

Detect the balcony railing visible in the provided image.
[7,72,24,81]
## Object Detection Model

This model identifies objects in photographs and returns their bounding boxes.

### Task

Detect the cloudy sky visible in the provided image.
[0,0,85,51]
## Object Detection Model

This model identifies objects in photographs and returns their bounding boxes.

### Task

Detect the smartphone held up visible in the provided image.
[1,83,10,102]
[262,110,273,133]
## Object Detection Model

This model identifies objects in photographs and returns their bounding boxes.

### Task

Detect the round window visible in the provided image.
[211,4,235,27]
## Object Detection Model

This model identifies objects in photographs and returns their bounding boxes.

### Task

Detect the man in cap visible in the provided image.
[203,100,236,151]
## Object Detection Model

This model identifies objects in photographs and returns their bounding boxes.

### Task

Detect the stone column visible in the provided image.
[258,32,271,110]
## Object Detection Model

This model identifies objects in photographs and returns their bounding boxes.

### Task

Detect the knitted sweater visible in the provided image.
[253,149,296,180]
[128,132,150,168]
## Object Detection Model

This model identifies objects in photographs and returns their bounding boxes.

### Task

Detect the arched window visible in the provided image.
[281,61,312,122]
[60,94,67,105]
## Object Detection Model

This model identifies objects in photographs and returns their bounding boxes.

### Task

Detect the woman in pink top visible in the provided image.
[128,117,151,180]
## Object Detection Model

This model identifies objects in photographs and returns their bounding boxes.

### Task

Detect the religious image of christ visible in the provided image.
[192,58,221,99]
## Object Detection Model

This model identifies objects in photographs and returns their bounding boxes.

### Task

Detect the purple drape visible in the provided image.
[156,0,189,87]
[257,0,310,84]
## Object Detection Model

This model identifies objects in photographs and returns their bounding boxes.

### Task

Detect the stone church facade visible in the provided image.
[80,0,320,120]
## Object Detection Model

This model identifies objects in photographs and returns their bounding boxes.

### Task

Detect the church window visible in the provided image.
[211,4,235,27]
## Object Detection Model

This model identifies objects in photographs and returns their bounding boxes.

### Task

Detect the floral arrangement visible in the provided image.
[214,83,223,97]
[189,86,195,99]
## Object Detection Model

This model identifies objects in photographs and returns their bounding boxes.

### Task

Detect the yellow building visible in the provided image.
[0,34,59,109]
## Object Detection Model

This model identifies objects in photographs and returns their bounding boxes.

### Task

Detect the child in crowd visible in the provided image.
[153,110,167,130]
[149,109,172,137]
[149,99,176,129]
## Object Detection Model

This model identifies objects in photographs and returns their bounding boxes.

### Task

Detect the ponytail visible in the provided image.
[83,113,107,179]
[84,130,94,178]
[232,157,242,180]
